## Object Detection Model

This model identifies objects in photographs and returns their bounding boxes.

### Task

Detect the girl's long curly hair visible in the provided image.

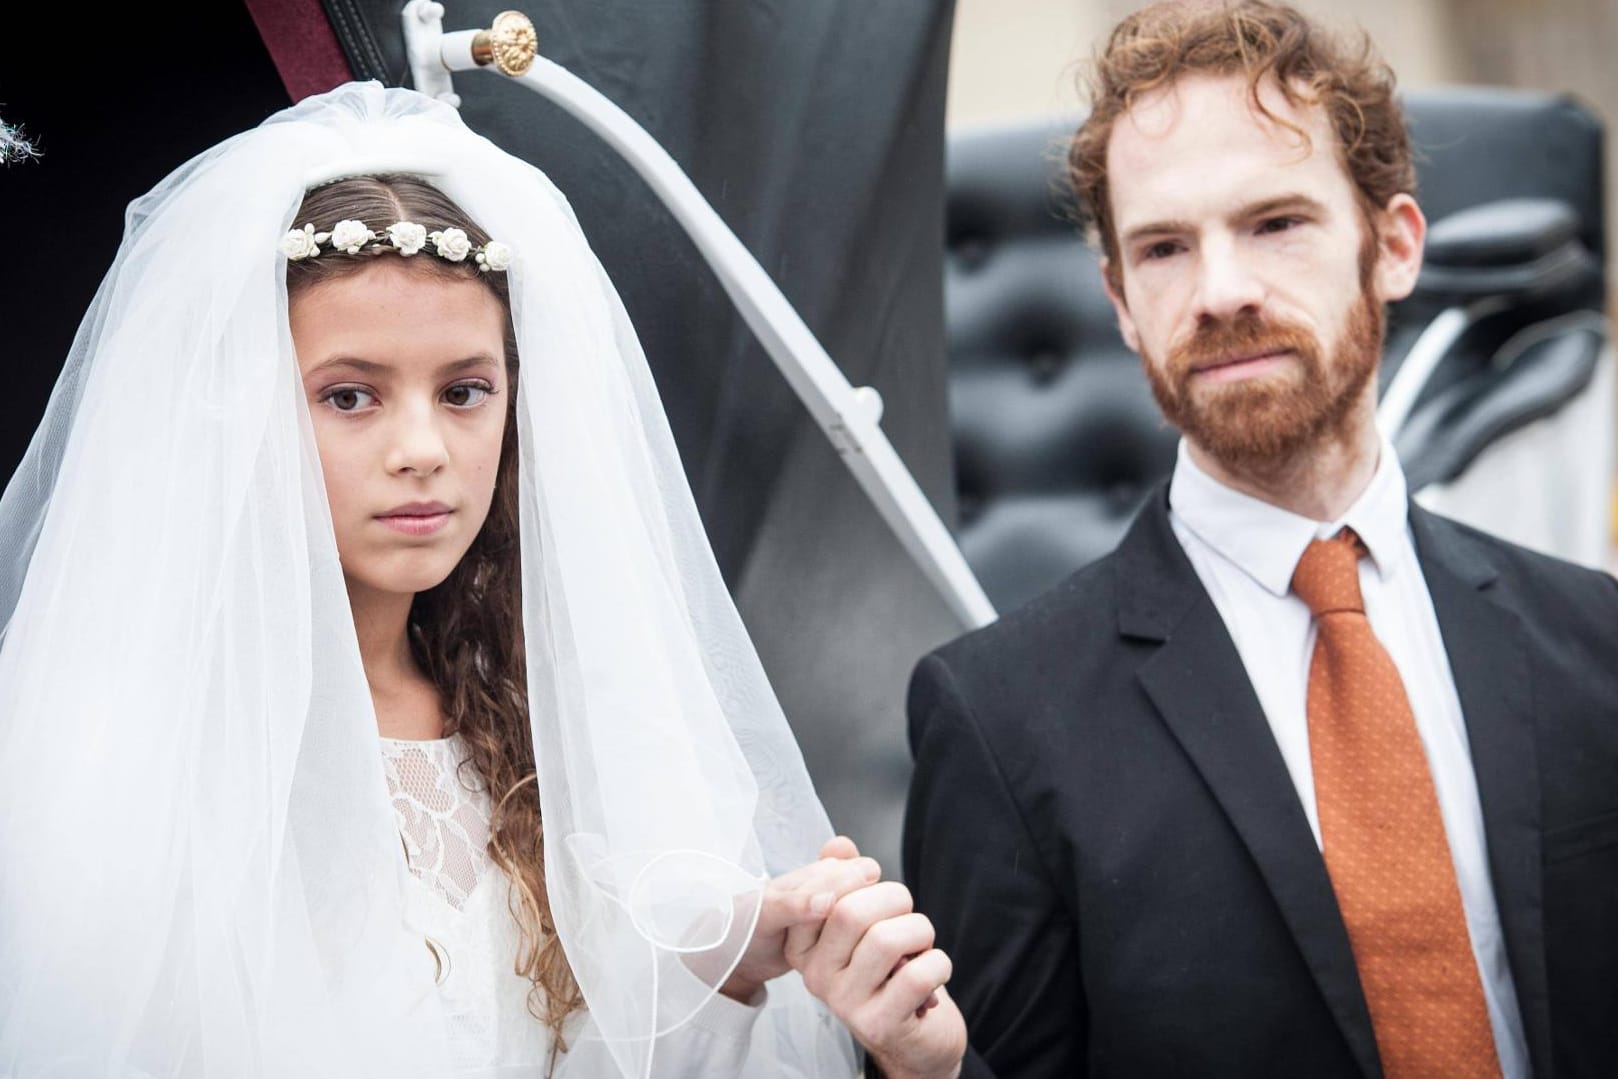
[285,174,585,1044]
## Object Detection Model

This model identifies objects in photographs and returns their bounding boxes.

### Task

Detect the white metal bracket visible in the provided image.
[401,1,458,106]
[397,3,994,628]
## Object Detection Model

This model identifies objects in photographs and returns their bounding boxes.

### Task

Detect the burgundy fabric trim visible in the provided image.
[243,0,354,101]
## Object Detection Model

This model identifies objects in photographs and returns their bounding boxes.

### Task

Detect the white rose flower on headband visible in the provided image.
[279,224,328,260]
[387,221,428,255]
[330,219,375,254]
[478,241,512,272]
[431,227,472,262]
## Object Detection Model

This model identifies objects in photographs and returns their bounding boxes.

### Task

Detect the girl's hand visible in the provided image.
[717,836,878,1003]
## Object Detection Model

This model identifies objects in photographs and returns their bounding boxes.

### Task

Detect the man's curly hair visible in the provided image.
[1070,1,1414,274]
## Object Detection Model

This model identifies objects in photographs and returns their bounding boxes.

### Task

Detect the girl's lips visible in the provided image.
[376,505,452,536]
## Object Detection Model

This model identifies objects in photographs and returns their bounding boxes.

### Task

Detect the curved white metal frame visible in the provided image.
[1376,297,1513,442]
[401,0,996,629]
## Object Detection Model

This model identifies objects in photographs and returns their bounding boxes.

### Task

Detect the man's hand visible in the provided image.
[717,836,879,1003]
[787,848,967,1079]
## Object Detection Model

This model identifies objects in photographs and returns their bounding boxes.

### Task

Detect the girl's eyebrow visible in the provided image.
[305,354,501,378]
[306,356,389,377]
[436,354,503,376]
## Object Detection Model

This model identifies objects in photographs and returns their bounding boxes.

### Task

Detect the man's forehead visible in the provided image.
[1108,72,1336,177]
[1104,71,1354,239]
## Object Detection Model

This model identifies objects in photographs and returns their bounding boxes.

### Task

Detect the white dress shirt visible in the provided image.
[1167,439,1530,1078]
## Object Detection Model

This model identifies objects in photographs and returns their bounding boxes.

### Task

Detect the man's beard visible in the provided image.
[1141,289,1383,473]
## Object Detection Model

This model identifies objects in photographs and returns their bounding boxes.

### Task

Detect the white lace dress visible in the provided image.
[379,735,766,1078]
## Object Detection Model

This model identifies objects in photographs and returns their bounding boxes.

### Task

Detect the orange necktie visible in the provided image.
[1292,530,1501,1079]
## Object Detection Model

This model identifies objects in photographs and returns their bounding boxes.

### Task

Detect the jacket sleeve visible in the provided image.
[903,653,1087,1078]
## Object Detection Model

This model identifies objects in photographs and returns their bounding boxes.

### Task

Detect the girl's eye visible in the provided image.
[322,386,376,412]
[444,382,494,408]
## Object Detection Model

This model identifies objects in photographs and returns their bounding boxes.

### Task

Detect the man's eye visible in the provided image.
[322,387,376,412]
[1257,216,1301,235]
[1142,241,1182,261]
[444,382,493,408]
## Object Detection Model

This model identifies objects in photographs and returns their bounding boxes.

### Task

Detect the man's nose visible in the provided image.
[1193,237,1266,324]
[384,401,449,477]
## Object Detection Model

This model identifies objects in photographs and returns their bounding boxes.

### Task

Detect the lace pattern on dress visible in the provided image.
[379,734,493,909]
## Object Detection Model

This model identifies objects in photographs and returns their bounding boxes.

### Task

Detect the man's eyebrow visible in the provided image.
[1120,218,1195,246]
[1235,193,1330,220]
[1119,193,1333,247]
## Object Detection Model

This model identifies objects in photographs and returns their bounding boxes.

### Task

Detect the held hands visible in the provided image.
[718,839,884,1002]
[722,837,967,1079]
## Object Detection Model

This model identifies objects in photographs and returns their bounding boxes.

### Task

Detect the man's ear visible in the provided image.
[1371,194,1426,305]
[1101,258,1141,354]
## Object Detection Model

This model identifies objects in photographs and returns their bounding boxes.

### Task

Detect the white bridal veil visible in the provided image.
[0,83,855,1078]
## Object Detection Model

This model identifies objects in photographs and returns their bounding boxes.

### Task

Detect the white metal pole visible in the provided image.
[402,1,997,628]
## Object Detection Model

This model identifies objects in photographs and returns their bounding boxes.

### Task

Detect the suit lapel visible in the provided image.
[1119,492,1383,1079]
[1410,507,1552,1078]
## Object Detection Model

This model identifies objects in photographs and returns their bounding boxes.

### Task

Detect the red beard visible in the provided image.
[1142,290,1383,472]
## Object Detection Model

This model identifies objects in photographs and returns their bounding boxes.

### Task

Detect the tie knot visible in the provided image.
[1291,529,1366,617]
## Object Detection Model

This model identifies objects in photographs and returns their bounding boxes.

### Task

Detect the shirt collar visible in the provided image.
[1168,437,1410,598]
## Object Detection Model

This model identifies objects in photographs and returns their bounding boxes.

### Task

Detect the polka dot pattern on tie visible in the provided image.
[1293,528,1501,1079]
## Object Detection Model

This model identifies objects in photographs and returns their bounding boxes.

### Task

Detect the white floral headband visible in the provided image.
[279,218,512,272]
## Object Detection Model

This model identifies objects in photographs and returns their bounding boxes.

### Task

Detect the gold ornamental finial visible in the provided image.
[471,11,538,77]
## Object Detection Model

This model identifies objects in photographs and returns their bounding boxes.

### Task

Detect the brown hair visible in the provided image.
[1069,0,1414,273]
[286,176,585,1043]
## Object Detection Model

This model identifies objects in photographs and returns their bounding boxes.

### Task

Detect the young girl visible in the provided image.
[0,84,963,1077]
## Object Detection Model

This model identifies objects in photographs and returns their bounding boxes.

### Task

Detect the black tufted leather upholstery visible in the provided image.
[946,89,1608,613]
[947,120,1178,612]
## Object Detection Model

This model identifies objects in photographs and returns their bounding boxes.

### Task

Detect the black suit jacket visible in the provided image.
[904,488,1618,1078]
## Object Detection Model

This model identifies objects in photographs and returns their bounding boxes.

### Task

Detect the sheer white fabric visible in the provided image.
[383,735,550,1071]
[0,83,855,1078]
[382,735,493,912]
[379,735,770,1078]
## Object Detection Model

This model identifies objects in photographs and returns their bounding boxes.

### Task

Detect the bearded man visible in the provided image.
[902,3,1618,1077]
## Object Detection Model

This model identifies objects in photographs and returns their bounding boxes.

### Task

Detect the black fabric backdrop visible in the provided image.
[1,1,962,874]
